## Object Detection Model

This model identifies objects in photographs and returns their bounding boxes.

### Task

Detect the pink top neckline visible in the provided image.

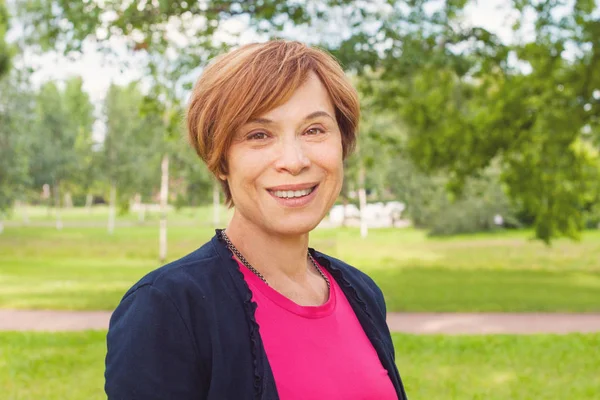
[235,257,337,319]
[235,255,398,400]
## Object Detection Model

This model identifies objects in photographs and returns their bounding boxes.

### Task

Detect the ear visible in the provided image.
[218,174,227,181]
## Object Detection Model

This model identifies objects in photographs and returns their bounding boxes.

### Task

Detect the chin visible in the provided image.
[267,216,322,237]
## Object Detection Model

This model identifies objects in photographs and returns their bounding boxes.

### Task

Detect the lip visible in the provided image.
[267,184,319,208]
[267,182,320,191]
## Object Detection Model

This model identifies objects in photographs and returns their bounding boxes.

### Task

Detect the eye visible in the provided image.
[305,127,324,135]
[247,131,269,140]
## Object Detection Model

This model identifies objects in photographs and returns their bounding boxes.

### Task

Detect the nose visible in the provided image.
[274,136,311,175]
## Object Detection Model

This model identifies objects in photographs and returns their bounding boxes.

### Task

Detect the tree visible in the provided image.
[16,0,356,54]
[101,82,162,234]
[0,69,34,231]
[0,1,19,231]
[61,77,96,207]
[344,85,406,236]
[138,80,184,261]
[333,0,600,243]
[0,0,10,78]
[26,77,95,225]
[30,81,83,228]
[171,147,215,208]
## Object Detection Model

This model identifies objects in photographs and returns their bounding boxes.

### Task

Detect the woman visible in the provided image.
[105,40,408,400]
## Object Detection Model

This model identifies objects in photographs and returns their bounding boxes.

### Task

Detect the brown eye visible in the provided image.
[305,127,324,135]
[248,132,268,140]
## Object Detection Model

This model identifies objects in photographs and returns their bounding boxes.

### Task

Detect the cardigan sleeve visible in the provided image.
[373,281,387,318]
[364,275,397,361]
[105,284,206,399]
[357,271,387,319]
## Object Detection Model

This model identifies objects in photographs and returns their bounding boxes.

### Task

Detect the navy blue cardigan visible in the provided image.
[105,231,408,399]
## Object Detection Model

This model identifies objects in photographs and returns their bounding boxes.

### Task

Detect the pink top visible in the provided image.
[236,258,397,400]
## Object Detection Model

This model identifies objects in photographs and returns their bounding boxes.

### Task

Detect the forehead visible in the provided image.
[254,72,335,122]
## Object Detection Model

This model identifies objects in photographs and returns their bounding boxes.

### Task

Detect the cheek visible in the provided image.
[227,149,270,190]
[321,144,344,174]
[316,150,344,190]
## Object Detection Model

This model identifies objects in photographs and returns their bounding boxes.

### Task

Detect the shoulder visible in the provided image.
[105,242,224,398]
[107,235,238,367]
[109,235,239,340]
[122,237,224,302]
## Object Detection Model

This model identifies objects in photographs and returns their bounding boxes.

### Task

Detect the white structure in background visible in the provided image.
[329,204,361,224]
[326,201,409,229]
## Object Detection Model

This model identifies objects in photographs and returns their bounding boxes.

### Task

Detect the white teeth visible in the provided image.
[272,187,314,198]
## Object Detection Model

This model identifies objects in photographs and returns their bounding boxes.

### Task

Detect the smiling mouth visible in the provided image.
[268,185,317,199]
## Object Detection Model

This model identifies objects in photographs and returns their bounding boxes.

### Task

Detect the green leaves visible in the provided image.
[339,0,600,242]
[0,71,33,214]
[0,0,11,78]
[101,82,163,201]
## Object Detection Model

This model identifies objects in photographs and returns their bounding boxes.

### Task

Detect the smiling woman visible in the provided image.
[105,41,408,400]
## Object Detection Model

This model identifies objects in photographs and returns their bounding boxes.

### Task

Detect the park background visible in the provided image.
[1,0,600,398]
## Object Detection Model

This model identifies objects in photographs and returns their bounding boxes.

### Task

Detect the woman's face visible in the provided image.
[225,72,344,237]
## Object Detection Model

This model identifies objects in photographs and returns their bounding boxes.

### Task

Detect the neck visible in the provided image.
[224,210,310,282]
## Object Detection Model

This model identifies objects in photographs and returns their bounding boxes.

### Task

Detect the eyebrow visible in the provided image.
[247,111,334,125]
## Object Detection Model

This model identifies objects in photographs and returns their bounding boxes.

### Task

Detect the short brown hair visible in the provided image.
[186,40,360,206]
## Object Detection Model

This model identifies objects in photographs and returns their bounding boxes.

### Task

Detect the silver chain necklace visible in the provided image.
[219,229,330,290]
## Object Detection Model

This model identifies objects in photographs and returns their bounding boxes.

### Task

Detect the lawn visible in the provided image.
[394,333,600,399]
[1,331,598,399]
[1,206,600,311]
[4,204,234,225]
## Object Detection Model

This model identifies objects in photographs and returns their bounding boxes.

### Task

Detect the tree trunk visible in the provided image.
[53,182,63,230]
[17,201,29,225]
[23,204,29,225]
[358,164,368,238]
[213,180,220,227]
[108,182,116,234]
[159,154,169,262]
[64,192,73,208]
[85,193,93,214]
[43,183,52,217]
[0,219,4,234]
[134,193,145,223]
[139,204,146,223]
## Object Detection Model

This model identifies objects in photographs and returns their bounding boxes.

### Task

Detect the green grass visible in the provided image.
[1,331,598,399]
[375,267,600,312]
[393,333,600,399]
[1,206,600,311]
[0,331,106,400]
[4,205,234,225]
[0,225,214,310]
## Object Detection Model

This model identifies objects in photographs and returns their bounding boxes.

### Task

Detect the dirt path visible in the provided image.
[0,310,111,331]
[385,312,600,334]
[2,310,600,334]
